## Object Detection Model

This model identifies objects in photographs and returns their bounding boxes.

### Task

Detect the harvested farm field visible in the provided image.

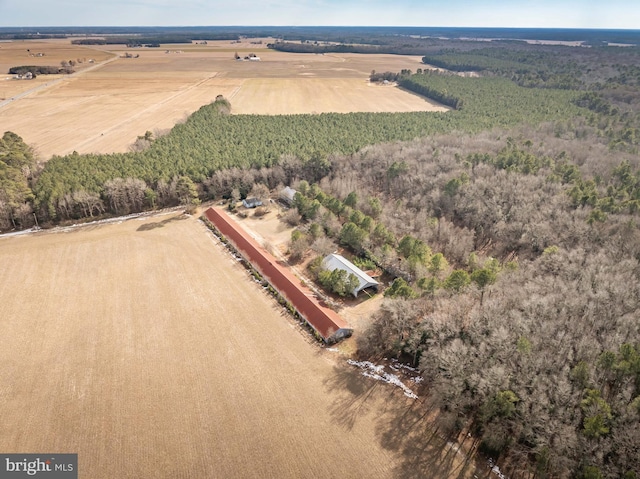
[0,213,478,479]
[0,39,446,159]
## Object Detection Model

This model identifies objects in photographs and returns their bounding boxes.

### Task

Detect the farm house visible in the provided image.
[242,197,263,209]
[204,208,352,342]
[322,254,379,297]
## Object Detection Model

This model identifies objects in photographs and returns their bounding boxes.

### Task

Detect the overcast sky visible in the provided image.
[1,0,639,29]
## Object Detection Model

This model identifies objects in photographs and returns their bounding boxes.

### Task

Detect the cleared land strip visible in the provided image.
[229,78,448,115]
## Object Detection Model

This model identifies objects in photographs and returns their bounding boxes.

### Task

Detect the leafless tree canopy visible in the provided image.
[342,126,640,478]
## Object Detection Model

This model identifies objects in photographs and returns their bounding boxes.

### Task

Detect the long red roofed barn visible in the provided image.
[204,207,353,342]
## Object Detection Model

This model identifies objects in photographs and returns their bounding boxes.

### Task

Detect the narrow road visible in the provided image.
[69,71,219,153]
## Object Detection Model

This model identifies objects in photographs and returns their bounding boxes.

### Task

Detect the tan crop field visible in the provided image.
[0,39,446,159]
[0,213,478,479]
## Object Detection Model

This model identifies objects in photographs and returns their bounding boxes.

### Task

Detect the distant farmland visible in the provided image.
[0,39,443,159]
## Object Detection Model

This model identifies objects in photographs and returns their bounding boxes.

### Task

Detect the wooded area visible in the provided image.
[284,122,640,477]
[274,42,640,478]
[1,71,581,230]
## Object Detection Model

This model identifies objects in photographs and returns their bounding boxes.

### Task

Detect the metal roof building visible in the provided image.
[279,186,297,205]
[204,208,352,342]
[322,254,380,297]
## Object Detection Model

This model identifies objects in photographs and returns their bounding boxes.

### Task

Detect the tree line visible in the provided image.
[398,73,465,110]
[8,65,74,75]
[267,40,433,56]
[0,77,581,232]
[70,34,241,46]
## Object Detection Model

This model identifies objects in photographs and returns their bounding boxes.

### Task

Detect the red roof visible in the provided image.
[204,207,351,342]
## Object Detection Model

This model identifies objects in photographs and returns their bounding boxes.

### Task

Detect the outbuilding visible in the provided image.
[279,186,297,205]
[322,253,380,297]
[242,197,263,209]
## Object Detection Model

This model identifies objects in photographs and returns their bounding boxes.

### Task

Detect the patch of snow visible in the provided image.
[1,208,184,239]
[492,466,506,479]
[447,441,461,453]
[488,459,508,479]
[347,359,418,399]
[390,358,419,372]
[0,227,39,237]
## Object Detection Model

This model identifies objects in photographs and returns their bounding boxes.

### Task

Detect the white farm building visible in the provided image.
[322,254,380,297]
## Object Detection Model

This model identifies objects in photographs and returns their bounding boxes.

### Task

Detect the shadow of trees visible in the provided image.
[323,363,482,479]
[323,365,384,431]
[136,214,188,231]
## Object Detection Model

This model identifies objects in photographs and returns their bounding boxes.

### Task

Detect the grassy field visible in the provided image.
[0,213,479,478]
[0,39,443,159]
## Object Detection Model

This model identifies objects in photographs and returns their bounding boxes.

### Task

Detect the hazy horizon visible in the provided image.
[1,0,640,29]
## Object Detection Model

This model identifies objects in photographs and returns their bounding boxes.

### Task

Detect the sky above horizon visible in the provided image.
[1,0,639,29]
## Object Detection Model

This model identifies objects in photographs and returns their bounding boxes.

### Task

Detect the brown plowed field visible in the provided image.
[0,213,482,478]
[0,39,447,159]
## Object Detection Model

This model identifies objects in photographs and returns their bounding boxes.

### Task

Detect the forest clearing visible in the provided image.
[0,212,480,479]
[0,39,441,159]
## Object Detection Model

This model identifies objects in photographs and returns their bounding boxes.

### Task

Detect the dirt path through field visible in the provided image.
[69,72,220,153]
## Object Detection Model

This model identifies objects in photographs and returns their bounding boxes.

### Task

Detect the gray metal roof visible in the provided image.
[280,186,297,203]
[322,253,379,297]
[242,198,262,208]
